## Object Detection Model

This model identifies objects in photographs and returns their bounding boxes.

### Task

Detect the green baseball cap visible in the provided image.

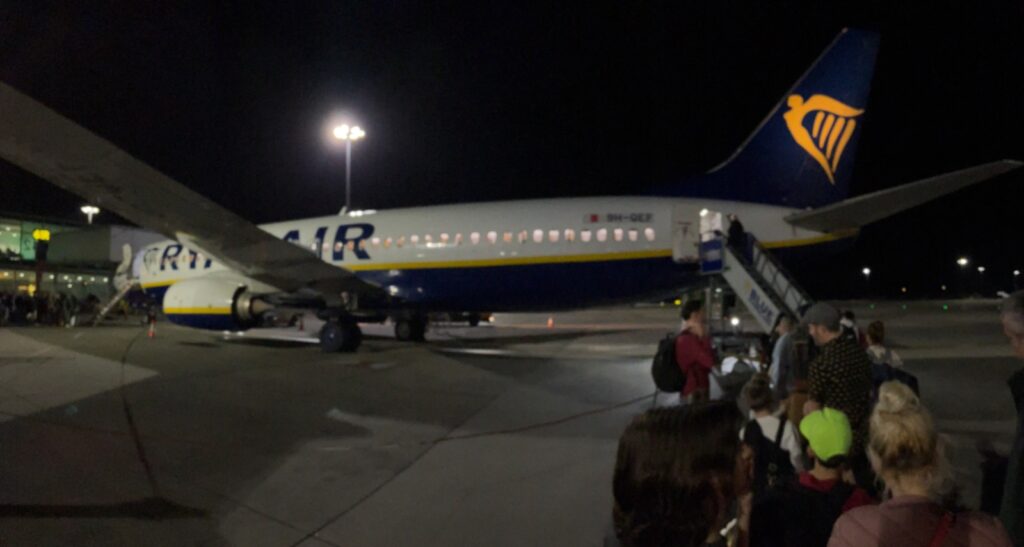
[799,408,852,461]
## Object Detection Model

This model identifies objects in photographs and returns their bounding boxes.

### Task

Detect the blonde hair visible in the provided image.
[869,382,954,501]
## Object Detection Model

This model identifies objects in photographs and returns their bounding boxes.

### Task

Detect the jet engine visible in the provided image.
[162,278,272,331]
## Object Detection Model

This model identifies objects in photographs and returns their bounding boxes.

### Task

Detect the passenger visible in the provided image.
[995,290,1024,545]
[611,402,752,547]
[748,407,873,547]
[741,374,804,492]
[864,321,903,368]
[829,382,1012,547]
[727,213,748,259]
[676,300,716,404]
[769,315,797,400]
[839,310,866,348]
[801,303,873,458]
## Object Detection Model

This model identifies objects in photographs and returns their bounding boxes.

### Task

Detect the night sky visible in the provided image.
[1,2,1022,299]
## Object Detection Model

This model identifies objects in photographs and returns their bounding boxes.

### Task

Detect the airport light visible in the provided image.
[957,257,969,268]
[978,266,986,273]
[1015,270,1021,277]
[699,208,709,217]
[730,316,740,327]
[332,123,366,214]
[861,267,871,278]
[80,205,100,224]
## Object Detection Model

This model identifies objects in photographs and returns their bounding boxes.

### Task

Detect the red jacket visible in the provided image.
[675,330,715,396]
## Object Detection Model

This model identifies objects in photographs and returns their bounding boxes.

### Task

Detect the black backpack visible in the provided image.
[744,416,797,495]
[651,333,686,392]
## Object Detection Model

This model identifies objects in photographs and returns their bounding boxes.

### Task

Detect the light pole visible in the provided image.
[80,205,100,225]
[332,124,366,213]
[957,257,969,297]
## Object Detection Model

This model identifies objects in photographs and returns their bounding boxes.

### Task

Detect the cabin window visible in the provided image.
[581,229,592,243]
[596,228,608,242]
[471,232,481,245]
[518,230,528,243]
[358,239,367,251]
[564,229,575,242]
[410,235,420,245]
[644,227,656,242]
[334,241,344,252]
[371,237,381,248]
[440,233,450,245]
[628,229,638,242]
[548,230,559,243]
[454,233,463,246]
[613,228,624,242]
[533,229,544,243]
[488,231,498,244]
[424,235,433,245]
[503,232,513,243]
[384,237,392,249]
[397,236,406,248]
[346,240,356,251]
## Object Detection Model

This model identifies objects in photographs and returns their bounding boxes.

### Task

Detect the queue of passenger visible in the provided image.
[0,290,88,327]
[610,293,1024,547]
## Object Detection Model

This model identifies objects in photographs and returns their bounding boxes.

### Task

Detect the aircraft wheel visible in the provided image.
[394,317,427,342]
[320,321,362,352]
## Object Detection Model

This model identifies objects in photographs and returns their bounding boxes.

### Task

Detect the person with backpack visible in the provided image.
[741,374,803,496]
[676,300,716,404]
[864,321,903,368]
[748,407,873,547]
[829,382,1012,546]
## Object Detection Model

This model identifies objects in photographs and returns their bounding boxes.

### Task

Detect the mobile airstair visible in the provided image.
[695,212,813,333]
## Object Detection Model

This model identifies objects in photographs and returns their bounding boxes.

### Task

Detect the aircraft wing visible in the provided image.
[0,82,376,296]
[785,160,1022,232]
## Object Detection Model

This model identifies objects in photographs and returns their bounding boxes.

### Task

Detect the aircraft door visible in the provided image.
[671,204,699,263]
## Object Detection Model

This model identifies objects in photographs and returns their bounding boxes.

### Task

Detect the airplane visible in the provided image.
[0,28,1019,352]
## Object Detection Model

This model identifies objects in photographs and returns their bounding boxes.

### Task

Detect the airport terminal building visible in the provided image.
[0,212,162,300]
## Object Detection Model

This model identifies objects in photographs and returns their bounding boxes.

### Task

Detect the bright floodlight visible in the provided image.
[862,267,871,277]
[80,205,100,224]
[332,124,365,141]
[957,257,969,267]
[978,266,986,273]
[1015,270,1021,277]
[729,316,740,327]
[699,208,709,217]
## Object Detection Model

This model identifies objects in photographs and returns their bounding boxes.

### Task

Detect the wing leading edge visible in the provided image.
[0,82,375,296]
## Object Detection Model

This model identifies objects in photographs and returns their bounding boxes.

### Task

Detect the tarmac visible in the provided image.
[0,300,1018,546]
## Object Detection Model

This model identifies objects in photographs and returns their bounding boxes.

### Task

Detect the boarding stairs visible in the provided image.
[699,232,813,333]
[91,280,136,326]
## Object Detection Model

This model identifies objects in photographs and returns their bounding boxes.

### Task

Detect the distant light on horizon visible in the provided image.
[730,316,740,327]
[1015,270,1021,277]
[861,267,871,277]
[978,266,986,273]
[332,124,366,141]
[957,257,969,267]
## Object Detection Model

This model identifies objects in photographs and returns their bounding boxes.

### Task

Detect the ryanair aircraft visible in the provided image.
[0,29,1018,351]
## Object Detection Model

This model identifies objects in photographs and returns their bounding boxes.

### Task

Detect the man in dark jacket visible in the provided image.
[999,291,1024,546]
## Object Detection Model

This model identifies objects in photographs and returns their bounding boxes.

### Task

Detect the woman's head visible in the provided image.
[868,382,953,499]
[742,373,774,413]
[613,402,745,547]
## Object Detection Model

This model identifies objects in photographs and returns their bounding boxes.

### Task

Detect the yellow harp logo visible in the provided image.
[783,94,863,184]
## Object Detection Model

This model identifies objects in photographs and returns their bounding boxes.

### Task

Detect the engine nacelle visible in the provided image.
[163,278,271,331]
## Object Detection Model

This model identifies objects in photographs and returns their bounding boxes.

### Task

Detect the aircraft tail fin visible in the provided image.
[703,28,880,208]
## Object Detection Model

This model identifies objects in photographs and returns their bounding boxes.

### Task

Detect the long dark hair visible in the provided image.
[612,402,743,547]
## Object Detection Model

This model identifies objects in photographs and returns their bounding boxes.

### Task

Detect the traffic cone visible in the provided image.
[547,317,554,328]
[148,319,155,338]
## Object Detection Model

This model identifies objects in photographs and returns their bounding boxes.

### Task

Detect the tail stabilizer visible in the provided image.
[694,29,880,208]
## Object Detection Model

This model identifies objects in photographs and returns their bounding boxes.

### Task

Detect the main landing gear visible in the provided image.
[394,316,427,342]
[319,319,362,352]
